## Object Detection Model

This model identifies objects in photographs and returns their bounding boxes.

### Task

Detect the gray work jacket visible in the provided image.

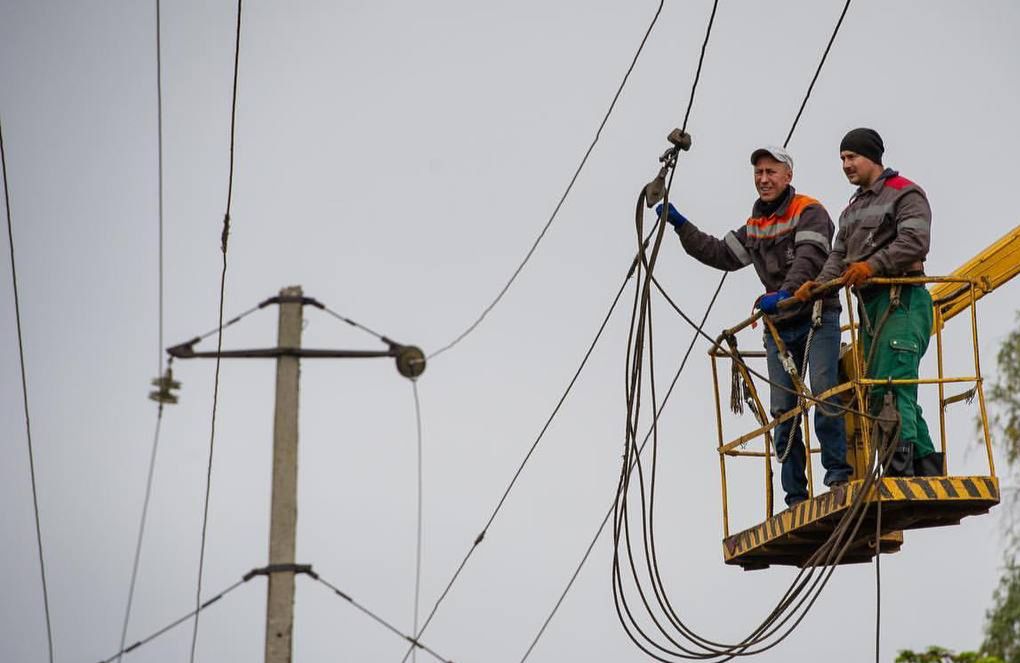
[674,186,839,324]
[816,168,931,283]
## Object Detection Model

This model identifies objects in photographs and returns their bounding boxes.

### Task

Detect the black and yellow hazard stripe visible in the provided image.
[722,475,999,564]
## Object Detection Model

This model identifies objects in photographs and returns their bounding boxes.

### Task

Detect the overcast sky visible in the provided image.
[3,1,1020,662]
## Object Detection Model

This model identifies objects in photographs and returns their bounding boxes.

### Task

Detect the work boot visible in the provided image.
[913,452,944,477]
[884,441,915,477]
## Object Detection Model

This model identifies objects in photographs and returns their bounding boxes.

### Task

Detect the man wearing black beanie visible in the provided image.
[796,128,940,478]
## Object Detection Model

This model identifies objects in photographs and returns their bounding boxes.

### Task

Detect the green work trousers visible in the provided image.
[859,285,936,459]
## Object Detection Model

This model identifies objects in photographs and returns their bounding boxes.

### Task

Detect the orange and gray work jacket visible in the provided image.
[816,168,931,285]
[673,186,839,324]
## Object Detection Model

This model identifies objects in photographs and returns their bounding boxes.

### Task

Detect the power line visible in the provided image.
[311,573,455,663]
[115,3,168,659]
[190,1,243,660]
[411,379,424,663]
[115,409,165,663]
[401,247,638,662]
[605,2,869,658]
[679,0,720,133]
[524,0,858,656]
[2,114,55,663]
[322,305,393,344]
[98,576,253,663]
[519,274,726,662]
[427,0,668,361]
[783,0,852,148]
[404,2,720,655]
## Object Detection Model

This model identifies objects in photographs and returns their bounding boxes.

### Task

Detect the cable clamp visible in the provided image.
[780,352,797,376]
[811,299,824,328]
[243,563,318,582]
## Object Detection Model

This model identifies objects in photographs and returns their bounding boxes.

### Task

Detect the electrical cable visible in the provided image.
[411,379,424,663]
[427,0,667,361]
[526,1,869,656]
[400,249,637,662]
[411,1,726,657]
[608,2,907,654]
[115,410,165,663]
[312,574,455,663]
[519,274,726,662]
[679,0,719,134]
[2,110,55,663]
[191,303,263,344]
[322,305,392,344]
[115,4,168,659]
[189,1,243,660]
[783,0,852,149]
[98,576,253,663]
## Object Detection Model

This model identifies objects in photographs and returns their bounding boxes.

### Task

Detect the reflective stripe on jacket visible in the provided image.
[817,168,931,283]
[674,186,839,323]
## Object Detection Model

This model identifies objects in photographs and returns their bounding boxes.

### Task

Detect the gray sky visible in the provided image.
[2,1,1020,661]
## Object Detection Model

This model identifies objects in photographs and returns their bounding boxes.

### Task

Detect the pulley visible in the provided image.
[644,128,692,208]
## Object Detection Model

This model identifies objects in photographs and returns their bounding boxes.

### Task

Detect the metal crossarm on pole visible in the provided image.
[167,286,424,663]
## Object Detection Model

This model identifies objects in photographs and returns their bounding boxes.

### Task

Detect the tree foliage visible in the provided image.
[985,314,1020,464]
[895,646,1003,663]
[984,564,1020,663]
[981,313,1020,662]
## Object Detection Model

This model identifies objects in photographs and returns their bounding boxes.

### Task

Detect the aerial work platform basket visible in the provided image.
[709,225,1020,570]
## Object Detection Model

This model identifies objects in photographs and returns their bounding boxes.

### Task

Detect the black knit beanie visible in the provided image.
[840,128,884,165]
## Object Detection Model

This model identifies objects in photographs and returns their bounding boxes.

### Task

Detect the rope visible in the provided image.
[189,2,243,660]
[427,0,667,361]
[115,5,167,658]
[2,108,55,663]
[311,574,455,663]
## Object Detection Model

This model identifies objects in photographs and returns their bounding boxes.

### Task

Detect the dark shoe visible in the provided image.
[884,441,915,477]
[914,452,945,477]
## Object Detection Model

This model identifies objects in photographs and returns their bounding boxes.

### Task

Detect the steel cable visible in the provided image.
[2,108,55,663]
[411,379,424,663]
[312,574,455,663]
[115,4,168,658]
[611,0,869,657]
[519,273,726,662]
[98,576,252,663]
[189,1,243,660]
[400,248,638,662]
[427,0,667,361]
[115,408,165,663]
[783,0,852,149]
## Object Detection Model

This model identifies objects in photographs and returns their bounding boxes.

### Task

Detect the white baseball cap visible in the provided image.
[750,145,794,169]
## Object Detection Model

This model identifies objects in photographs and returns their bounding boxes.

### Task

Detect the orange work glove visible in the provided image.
[794,280,816,302]
[843,261,874,288]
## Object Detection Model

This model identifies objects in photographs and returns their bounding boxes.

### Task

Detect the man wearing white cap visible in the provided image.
[657,145,851,506]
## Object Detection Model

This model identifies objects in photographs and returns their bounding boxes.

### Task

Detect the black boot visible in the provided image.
[885,441,915,477]
[914,452,944,477]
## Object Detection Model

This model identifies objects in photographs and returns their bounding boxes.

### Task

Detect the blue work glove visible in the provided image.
[654,203,688,229]
[757,290,791,315]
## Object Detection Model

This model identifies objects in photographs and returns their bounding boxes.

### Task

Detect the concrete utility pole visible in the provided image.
[165,285,425,663]
[265,285,302,663]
